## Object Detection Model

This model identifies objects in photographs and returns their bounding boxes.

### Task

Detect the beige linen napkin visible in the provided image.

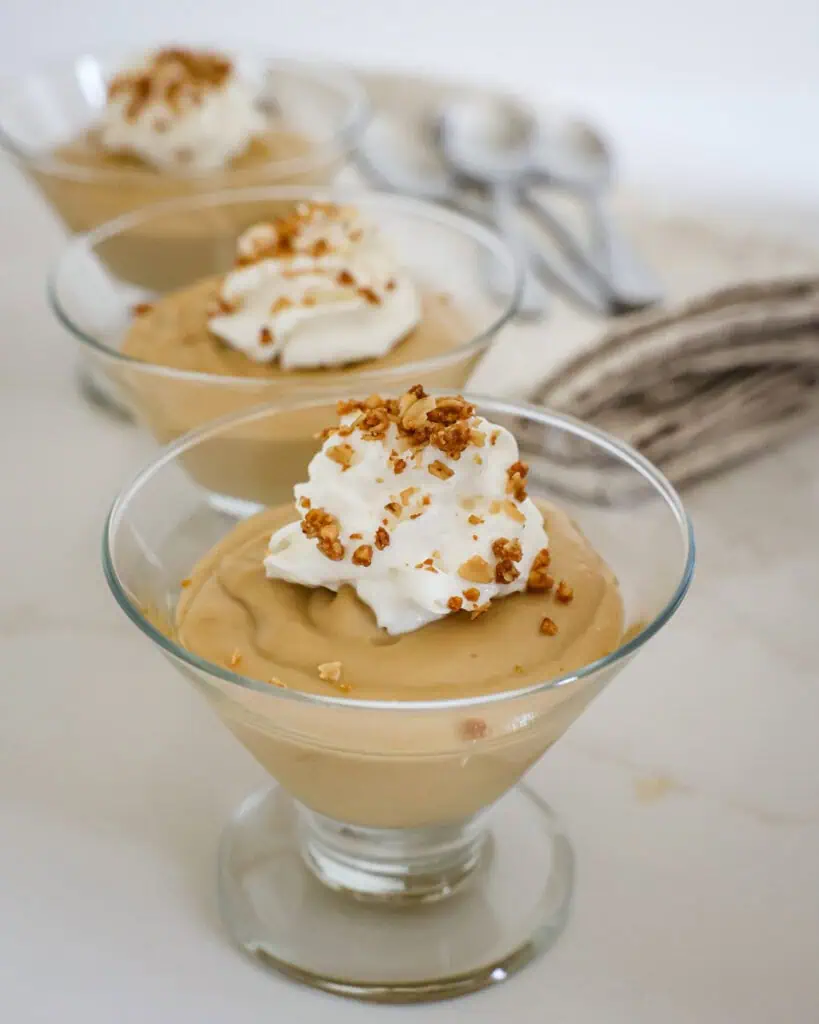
[533,274,819,487]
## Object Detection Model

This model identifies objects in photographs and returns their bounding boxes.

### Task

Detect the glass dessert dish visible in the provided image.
[103,392,694,1003]
[1,49,367,414]
[51,188,520,513]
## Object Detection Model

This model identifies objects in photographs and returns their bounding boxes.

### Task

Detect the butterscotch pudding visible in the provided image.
[3,48,364,286]
[175,387,623,825]
[52,191,521,502]
[103,385,693,994]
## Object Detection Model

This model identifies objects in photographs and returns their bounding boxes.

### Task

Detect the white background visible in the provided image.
[1,0,819,202]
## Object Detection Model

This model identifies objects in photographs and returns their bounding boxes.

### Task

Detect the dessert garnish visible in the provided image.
[264,386,558,635]
[99,47,266,171]
[207,202,421,369]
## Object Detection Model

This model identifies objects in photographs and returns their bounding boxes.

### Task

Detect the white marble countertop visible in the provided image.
[2,159,819,1023]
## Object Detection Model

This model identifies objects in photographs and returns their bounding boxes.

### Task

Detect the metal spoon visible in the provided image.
[436,94,662,314]
[355,112,551,321]
[534,115,664,306]
[435,95,609,315]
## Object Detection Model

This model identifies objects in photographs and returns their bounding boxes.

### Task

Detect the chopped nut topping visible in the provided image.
[470,602,491,619]
[468,514,484,526]
[447,596,463,612]
[459,555,493,583]
[310,238,330,258]
[258,326,274,346]
[301,508,344,561]
[506,461,529,501]
[352,544,373,567]
[409,512,423,520]
[207,295,239,316]
[527,549,553,591]
[392,458,407,475]
[180,577,191,588]
[402,395,437,430]
[327,443,354,471]
[385,278,397,291]
[270,677,287,688]
[495,559,520,584]
[556,580,574,603]
[492,537,523,562]
[490,430,500,446]
[470,429,486,447]
[337,398,365,416]
[400,487,418,505]
[229,649,242,667]
[540,617,559,636]
[375,526,390,550]
[462,587,480,602]
[336,269,355,286]
[270,296,293,314]
[349,532,363,540]
[489,500,503,514]
[318,661,343,684]
[473,454,483,465]
[384,501,402,517]
[299,497,311,509]
[108,48,233,122]
[428,460,454,480]
[460,717,488,740]
[358,286,381,305]
[131,302,154,316]
[503,500,526,524]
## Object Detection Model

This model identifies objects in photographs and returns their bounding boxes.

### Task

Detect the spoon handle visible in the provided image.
[522,188,662,312]
[489,185,553,320]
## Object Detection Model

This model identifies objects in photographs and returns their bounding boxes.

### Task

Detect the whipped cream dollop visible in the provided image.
[264,387,552,635]
[208,202,421,370]
[99,48,266,172]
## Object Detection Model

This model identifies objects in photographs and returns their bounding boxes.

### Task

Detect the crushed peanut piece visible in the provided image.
[270,296,293,314]
[349,532,363,540]
[327,443,354,470]
[503,500,526,524]
[358,286,381,305]
[384,501,402,517]
[492,537,523,562]
[470,429,486,447]
[352,544,373,567]
[299,497,311,509]
[258,326,274,346]
[400,487,418,505]
[375,527,390,550]
[506,461,529,502]
[540,617,559,636]
[180,577,191,588]
[132,302,154,316]
[470,602,491,619]
[428,460,454,480]
[527,549,553,592]
[448,596,463,612]
[393,458,407,475]
[490,430,500,446]
[468,514,484,526]
[462,587,481,602]
[301,508,344,561]
[556,580,574,603]
[495,559,520,584]
[336,269,355,286]
[458,555,493,583]
[318,661,343,684]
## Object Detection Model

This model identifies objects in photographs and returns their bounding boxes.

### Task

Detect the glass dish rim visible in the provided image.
[48,185,525,387]
[102,390,696,712]
[0,49,370,182]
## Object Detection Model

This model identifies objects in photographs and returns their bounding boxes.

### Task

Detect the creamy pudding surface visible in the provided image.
[176,388,624,701]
